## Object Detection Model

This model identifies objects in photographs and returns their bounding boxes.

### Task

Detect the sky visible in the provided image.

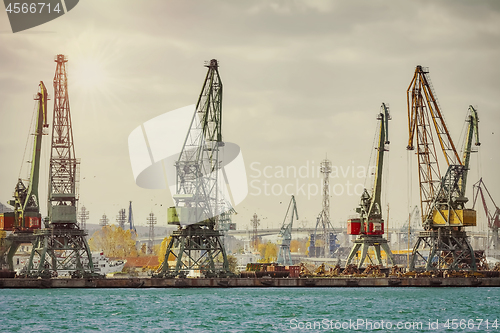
[0,0,499,235]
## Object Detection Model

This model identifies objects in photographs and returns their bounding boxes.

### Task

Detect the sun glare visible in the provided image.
[72,58,107,92]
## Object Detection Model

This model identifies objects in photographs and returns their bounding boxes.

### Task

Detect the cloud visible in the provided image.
[0,0,498,231]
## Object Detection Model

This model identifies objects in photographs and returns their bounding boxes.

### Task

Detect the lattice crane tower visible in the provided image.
[78,205,89,231]
[251,213,260,251]
[345,103,395,268]
[26,55,97,278]
[319,158,332,257]
[157,59,233,278]
[407,66,480,271]
[147,212,157,254]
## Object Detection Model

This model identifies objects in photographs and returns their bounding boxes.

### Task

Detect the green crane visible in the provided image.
[11,82,49,229]
[357,103,390,231]
[460,105,480,198]
[0,82,48,271]
[345,103,394,268]
[158,59,233,278]
[277,195,298,266]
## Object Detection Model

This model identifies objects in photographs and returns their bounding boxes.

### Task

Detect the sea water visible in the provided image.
[0,287,498,332]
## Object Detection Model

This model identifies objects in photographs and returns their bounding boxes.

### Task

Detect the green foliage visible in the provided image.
[227,254,238,273]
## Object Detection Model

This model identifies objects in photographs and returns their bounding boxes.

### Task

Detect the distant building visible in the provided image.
[123,256,159,276]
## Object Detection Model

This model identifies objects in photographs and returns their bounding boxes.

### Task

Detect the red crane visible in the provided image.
[473,178,500,251]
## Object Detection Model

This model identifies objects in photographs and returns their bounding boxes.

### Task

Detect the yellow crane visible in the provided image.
[407,66,480,271]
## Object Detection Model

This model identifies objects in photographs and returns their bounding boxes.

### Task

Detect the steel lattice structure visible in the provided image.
[407,66,480,271]
[277,196,298,266]
[156,59,233,278]
[473,178,500,251]
[147,212,157,254]
[345,103,394,268]
[251,213,260,251]
[25,55,98,278]
[116,208,126,230]
[0,82,48,272]
[78,205,89,231]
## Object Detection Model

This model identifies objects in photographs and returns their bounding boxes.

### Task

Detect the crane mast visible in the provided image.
[25,55,97,278]
[277,195,298,266]
[460,106,480,198]
[157,59,233,278]
[174,59,223,225]
[345,103,394,268]
[407,66,479,271]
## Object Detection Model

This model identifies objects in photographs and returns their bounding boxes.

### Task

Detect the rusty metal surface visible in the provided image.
[1,276,500,288]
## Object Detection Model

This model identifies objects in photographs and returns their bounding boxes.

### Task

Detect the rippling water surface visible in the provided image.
[0,287,498,332]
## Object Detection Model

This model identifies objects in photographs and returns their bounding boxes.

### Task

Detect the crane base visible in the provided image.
[22,223,97,278]
[154,223,234,278]
[410,228,477,271]
[345,235,395,269]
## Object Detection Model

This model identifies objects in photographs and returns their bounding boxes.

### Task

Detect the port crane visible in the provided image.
[407,66,480,271]
[399,205,421,245]
[0,82,48,272]
[157,59,233,278]
[25,55,97,278]
[473,178,500,251]
[277,195,298,266]
[345,103,395,268]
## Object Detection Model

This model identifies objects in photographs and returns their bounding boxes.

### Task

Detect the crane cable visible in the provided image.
[363,116,380,189]
[18,99,39,180]
[406,147,413,268]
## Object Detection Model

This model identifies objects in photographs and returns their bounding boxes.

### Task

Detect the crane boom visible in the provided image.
[368,102,390,219]
[277,195,298,266]
[407,65,479,271]
[407,66,463,223]
[158,59,234,278]
[473,178,500,250]
[407,66,476,227]
[345,103,394,268]
[174,59,224,226]
[355,103,391,233]
[460,106,480,197]
[9,82,48,230]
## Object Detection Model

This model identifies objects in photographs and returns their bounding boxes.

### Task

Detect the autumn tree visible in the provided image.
[156,236,177,268]
[257,241,278,263]
[290,239,300,253]
[290,238,308,254]
[88,225,138,258]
